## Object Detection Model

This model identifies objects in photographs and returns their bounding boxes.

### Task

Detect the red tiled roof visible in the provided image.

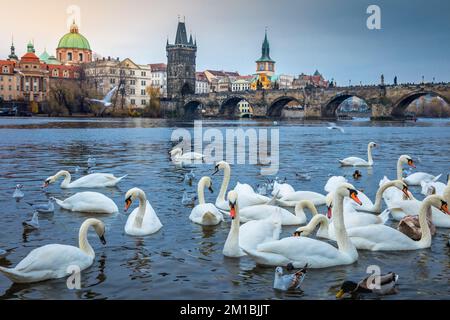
[149,63,167,72]
[196,72,208,81]
[20,52,40,63]
[0,60,16,74]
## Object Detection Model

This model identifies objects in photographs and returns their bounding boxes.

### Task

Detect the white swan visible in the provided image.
[44,170,127,189]
[344,180,410,213]
[239,200,318,226]
[380,155,416,206]
[242,183,361,268]
[124,188,163,236]
[55,192,118,214]
[190,177,223,226]
[223,191,281,258]
[339,142,377,167]
[344,195,449,251]
[420,179,446,196]
[233,182,272,208]
[213,161,270,210]
[0,218,106,283]
[276,189,326,207]
[404,173,441,186]
[272,181,295,199]
[388,178,450,226]
[328,192,390,230]
[324,176,348,194]
[170,148,204,162]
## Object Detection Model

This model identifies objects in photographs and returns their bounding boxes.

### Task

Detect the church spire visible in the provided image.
[8,35,18,61]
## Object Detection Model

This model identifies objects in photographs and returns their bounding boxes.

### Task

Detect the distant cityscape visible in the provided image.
[0,18,448,118]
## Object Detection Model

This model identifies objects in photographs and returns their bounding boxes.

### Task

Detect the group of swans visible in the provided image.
[297,194,448,251]
[43,170,128,214]
[1,185,165,283]
[190,161,326,228]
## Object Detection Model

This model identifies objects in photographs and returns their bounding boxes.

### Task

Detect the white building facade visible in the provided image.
[85,57,152,108]
[149,63,167,98]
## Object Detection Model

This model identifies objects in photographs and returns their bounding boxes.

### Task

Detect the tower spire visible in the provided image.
[8,34,18,61]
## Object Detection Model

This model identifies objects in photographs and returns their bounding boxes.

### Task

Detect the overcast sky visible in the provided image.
[1,0,449,85]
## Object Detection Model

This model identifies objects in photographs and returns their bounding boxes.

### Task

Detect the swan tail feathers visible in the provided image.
[116,175,128,183]
[0,267,28,283]
[54,198,67,209]
[432,174,442,182]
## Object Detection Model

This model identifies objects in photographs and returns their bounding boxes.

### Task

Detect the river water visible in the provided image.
[0,117,448,300]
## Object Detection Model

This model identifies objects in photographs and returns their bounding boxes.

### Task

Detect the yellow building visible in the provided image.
[251,31,276,90]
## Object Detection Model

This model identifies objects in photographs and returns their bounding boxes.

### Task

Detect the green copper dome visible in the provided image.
[39,50,50,62]
[57,22,91,51]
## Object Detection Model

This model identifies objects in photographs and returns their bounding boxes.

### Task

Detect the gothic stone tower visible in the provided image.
[166,20,197,99]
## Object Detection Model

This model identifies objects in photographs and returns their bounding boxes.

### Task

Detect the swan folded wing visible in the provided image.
[325,177,348,193]
[239,219,281,252]
[71,174,117,188]
[255,237,346,268]
[340,157,367,166]
[143,201,163,234]
[280,191,325,203]
[66,192,118,213]
[347,225,415,250]
[12,245,92,280]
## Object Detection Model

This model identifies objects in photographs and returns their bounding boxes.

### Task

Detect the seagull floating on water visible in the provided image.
[13,184,24,202]
[27,198,56,214]
[182,191,197,207]
[23,212,40,231]
[87,156,97,168]
[184,170,195,186]
[273,263,308,291]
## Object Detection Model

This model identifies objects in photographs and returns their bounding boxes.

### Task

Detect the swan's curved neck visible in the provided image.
[218,164,231,203]
[57,171,72,188]
[397,159,404,181]
[198,178,208,205]
[303,214,329,238]
[367,145,374,165]
[79,221,96,258]
[373,181,396,212]
[417,198,433,247]
[333,193,358,257]
[133,191,147,230]
[224,203,240,254]
[295,201,319,218]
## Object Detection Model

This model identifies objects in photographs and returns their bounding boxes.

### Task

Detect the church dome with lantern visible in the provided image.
[56,21,92,65]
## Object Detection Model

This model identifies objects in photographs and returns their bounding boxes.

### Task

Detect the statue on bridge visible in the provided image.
[394,76,398,86]
[381,74,385,86]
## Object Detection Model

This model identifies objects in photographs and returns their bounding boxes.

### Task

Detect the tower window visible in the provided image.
[68,52,73,61]
[79,53,83,61]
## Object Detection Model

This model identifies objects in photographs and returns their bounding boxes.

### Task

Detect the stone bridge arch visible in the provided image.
[267,95,304,117]
[391,90,450,118]
[322,93,373,118]
[219,95,253,117]
[183,99,204,118]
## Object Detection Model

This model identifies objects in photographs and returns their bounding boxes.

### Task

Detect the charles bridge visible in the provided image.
[162,82,450,120]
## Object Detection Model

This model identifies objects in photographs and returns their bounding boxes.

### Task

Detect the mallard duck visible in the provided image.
[398,209,436,241]
[353,170,362,180]
[273,263,308,291]
[336,272,399,299]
